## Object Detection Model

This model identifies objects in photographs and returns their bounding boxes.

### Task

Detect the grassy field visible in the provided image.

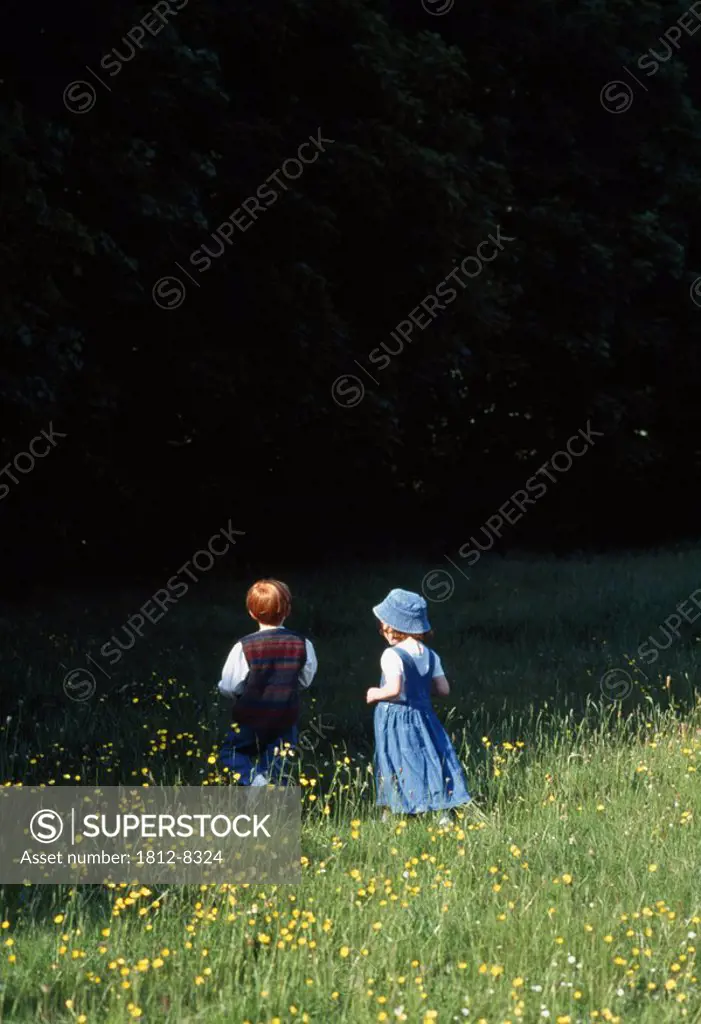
[2,549,701,1023]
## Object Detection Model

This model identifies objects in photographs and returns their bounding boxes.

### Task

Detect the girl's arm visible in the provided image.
[366,674,402,704]
[430,651,449,697]
[431,674,450,697]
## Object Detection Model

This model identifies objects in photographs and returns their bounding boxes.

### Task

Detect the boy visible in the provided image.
[218,579,317,784]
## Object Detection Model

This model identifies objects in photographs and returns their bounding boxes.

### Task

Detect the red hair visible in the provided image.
[246,579,292,626]
[379,622,432,644]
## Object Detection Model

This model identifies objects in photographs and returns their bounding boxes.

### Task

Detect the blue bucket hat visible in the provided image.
[372,588,431,635]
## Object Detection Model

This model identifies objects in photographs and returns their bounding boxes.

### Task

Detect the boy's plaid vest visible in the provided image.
[233,628,307,737]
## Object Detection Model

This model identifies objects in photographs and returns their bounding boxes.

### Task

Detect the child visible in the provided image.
[218,579,317,785]
[366,588,470,817]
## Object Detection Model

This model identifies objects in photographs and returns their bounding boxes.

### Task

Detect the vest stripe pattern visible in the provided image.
[234,628,307,737]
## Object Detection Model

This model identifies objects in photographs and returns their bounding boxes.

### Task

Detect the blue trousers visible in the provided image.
[219,723,298,785]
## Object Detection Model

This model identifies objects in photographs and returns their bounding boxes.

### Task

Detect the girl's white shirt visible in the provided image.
[380,638,444,681]
[218,622,317,697]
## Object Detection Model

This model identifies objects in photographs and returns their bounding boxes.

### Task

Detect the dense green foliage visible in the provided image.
[2,0,701,581]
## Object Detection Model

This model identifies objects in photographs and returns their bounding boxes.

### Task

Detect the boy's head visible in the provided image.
[246,579,292,626]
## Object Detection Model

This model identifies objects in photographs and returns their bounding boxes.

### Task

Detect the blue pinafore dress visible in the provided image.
[373,646,470,813]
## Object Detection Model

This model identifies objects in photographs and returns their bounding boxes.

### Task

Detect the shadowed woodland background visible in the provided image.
[2,0,701,593]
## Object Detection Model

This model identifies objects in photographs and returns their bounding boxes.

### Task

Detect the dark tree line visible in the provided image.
[1,0,701,589]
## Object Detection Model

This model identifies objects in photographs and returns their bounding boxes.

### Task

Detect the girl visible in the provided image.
[366,588,470,817]
[218,579,317,785]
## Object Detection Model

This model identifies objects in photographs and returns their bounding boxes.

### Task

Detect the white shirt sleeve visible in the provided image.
[380,648,404,680]
[432,652,445,677]
[217,642,249,697]
[300,639,317,689]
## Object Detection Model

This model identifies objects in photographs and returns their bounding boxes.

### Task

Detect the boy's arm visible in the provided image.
[217,642,249,697]
[299,639,317,688]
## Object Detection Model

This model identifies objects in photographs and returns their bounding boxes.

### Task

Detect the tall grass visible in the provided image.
[1,549,701,1022]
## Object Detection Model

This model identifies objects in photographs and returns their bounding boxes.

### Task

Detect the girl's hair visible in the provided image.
[379,622,433,644]
[246,579,292,625]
